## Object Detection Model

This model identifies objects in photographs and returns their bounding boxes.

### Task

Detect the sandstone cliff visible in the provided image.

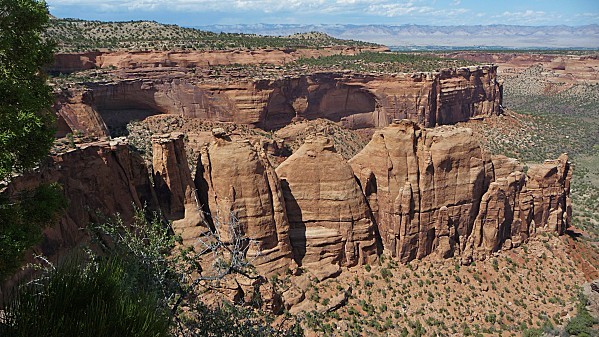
[275,136,379,280]
[194,135,294,276]
[3,139,157,260]
[50,47,389,73]
[350,120,571,263]
[56,66,502,137]
[3,120,571,291]
[152,133,206,245]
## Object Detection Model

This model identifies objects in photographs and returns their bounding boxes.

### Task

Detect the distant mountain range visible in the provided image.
[194,24,599,49]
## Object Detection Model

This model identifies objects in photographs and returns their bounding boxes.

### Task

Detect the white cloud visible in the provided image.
[492,10,567,25]
[46,0,594,26]
[48,0,443,15]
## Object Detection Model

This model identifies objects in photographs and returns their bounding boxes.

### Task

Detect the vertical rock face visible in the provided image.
[434,66,503,126]
[3,139,157,260]
[349,120,491,262]
[275,136,379,280]
[56,66,502,136]
[195,136,294,276]
[350,120,571,263]
[525,154,572,235]
[152,133,205,246]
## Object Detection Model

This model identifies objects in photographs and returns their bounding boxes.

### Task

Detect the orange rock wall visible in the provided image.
[350,120,571,263]
[2,121,571,284]
[50,47,388,73]
[56,66,501,136]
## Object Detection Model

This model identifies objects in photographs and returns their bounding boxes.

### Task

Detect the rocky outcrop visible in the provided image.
[152,133,206,245]
[350,120,571,263]
[54,90,109,137]
[56,66,501,136]
[195,135,294,276]
[3,139,157,260]
[49,47,389,73]
[3,120,571,297]
[144,131,295,276]
[466,154,571,261]
[276,136,379,280]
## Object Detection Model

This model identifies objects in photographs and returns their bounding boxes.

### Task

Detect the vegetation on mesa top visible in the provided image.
[46,18,381,52]
[49,52,482,88]
[292,52,479,73]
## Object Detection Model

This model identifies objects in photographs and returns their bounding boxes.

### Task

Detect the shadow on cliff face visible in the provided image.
[152,170,176,219]
[98,105,163,137]
[280,179,306,266]
[193,156,216,232]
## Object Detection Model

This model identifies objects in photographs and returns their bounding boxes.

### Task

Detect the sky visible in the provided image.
[47,0,599,27]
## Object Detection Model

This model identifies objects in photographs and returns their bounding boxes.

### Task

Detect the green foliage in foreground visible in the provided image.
[565,293,599,337]
[2,206,304,336]
[293,52,477,73]
[0,183,67,281]
[189,301,304,337]
[0,0,56,181]
[1,257,171,337]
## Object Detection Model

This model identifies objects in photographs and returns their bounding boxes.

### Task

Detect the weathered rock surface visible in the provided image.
[56,66,501,136]
[49,47,389,73]
[350,120,571,263]
[2,138,157,267]
[276,136,378,280]
[152,133,206,245]
[2,120,572,299]
[195,136,294,276]
[144,131,295,275]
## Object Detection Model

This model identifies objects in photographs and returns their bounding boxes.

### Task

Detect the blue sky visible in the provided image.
[47,0,599,26]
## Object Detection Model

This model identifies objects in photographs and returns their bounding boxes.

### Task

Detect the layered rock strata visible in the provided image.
[3,139,157,259]
[350,120,571,262]
[55,66,501,136]
[194,136,294,276]
[3,120,571,289]
[275,136,379,280]
[50,47,389,73]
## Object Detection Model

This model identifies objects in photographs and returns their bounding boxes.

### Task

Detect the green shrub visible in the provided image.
[0,183,67,280]
[1,257,171,337]
[565,306,598,337]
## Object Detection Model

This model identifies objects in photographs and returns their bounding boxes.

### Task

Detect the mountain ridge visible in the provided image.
[194,24,599,48]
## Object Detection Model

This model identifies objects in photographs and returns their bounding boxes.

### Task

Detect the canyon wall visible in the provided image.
[3,139,157,263]
[50,47,389,73]
[56,65,502,136]
[4,120,570,286]
[350,120,571,263]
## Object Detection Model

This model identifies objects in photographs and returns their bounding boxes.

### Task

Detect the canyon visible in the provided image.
[6,120,571,284]
[2,49,578,319]
[53,62,502,137]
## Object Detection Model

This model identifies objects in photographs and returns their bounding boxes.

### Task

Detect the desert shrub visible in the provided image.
[565,306,598,337]
[1,257,171,337]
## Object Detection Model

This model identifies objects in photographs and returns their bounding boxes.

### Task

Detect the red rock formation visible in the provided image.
[56,66,501,136]
[50,47,389,73]
[195,135,294,276]
[275,136,379,280]
[1,120,571,293]
[350,120,571,263]
[3,138,157,260]
[152,133,206,246]
[54,89,109,137]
